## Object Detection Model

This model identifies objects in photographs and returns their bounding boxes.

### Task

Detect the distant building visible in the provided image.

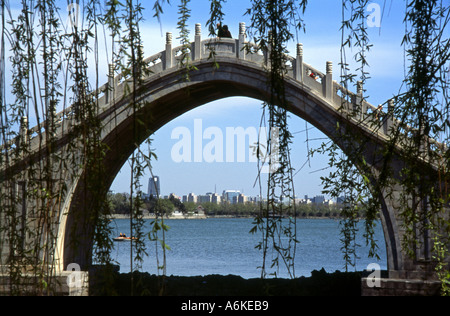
[211,193,221,204]
[198,194,212,203]
[187,193,197,203]
[196,192,222,204]
[238,193,247,204]
[313,195,325,205]
[222,190,241,204]
[148,176,160,199]
[195,205,206,217]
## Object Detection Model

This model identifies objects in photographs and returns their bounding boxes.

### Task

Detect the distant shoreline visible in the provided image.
[107,214,208,220]
[107,214,354,220]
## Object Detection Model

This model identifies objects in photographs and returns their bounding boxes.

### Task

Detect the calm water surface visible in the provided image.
[108,218,387,279]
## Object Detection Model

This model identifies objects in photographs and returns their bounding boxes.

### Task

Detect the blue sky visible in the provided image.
[110,0,408,198]
[106,0,409,198]
[3,0,408,198]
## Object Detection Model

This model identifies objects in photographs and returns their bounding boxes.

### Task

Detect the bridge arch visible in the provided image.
[0,22,444,295]
[61,46,401,276]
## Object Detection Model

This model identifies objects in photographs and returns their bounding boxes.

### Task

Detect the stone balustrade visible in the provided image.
[0,22,444,171]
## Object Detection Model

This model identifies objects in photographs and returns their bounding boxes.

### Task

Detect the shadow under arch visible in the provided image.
[62,56,398,275]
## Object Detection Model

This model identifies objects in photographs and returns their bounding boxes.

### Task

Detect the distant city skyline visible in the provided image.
[124,175,337,203]
[153,182,337,207]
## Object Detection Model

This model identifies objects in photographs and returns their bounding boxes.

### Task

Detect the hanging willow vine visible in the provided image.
[396,0,450,294]
[245,0,307,279]
[315,0,382,272]
[317,0,450,294]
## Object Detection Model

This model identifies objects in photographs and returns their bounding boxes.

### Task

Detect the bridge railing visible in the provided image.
[1,22,445,163]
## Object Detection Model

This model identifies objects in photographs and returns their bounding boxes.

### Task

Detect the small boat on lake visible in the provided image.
[113,234,137,242]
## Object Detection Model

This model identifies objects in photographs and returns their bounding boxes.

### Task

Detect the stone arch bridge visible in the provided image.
[0,23,447,295]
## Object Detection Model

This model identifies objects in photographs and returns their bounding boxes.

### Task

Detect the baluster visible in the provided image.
[324,61,333,100]
[165,32,173,69]
[194,23,202,60]
[106,63,115,104]
[295,44,303,82]
[383,99,395,136]
[238,22,246,60]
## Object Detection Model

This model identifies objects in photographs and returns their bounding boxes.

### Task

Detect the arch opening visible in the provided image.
[104,98,388,278]
[62,57,394,276]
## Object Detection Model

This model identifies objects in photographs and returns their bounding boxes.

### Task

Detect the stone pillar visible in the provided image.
[387,98,394,115]
[264,31,273,67]
[383,99,395,135]
[19,116,29,157]
[165,32,173,70]
[357,80,363,96]
[49,105,57,137]
[295,43,303,82]
[20,116,28,144]
[355,80,363,113]
[238,22,246,60]
[325,61,333,100]
[194,23,202,61]
[356,81,369,119]
[106,63,115,104]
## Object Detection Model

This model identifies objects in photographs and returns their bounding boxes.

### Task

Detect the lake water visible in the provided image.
[107,218,387,279]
